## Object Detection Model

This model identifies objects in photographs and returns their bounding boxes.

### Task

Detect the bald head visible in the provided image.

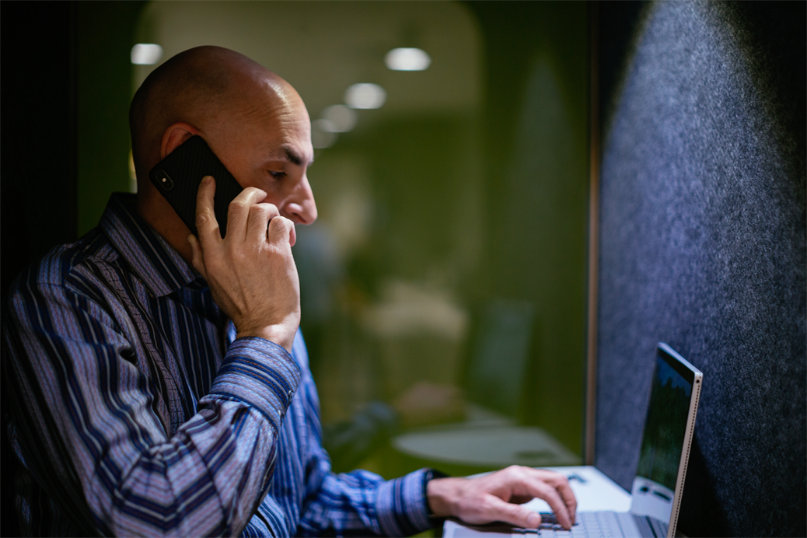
[129,45,302,185]
[129,46,316,262]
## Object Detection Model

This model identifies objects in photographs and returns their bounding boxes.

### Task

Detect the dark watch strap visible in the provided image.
[424,468,450,522]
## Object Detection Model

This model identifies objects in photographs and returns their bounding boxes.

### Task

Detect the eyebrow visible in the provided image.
[279,145,313,167]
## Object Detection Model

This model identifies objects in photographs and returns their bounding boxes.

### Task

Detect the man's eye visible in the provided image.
[269,171,287,180]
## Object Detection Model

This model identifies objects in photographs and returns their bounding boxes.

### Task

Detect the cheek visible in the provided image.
[247,177,289,207]
[224,160,264,191]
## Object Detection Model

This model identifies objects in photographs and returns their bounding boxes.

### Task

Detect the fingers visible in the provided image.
[187,234,207,278]
[555,475,577,523]
[189,176,300,351]
[267,214,296,248]
[517,468,576,529]
[246,202,278,244]
[528,477,574,530]
[480,496,543,529]
[226,186,269,241]
[196,176,290,247]
[534,469,577,522]
[483,467,576,530]
[428,468,579,532]
[195,176,221,247]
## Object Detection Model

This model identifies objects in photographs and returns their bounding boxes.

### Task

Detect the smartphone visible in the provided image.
[149,135,243,237]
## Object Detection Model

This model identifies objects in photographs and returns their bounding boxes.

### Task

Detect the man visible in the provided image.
[4,46,576,536]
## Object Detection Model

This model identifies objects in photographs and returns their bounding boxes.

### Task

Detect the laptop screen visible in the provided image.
[629,343,703,536]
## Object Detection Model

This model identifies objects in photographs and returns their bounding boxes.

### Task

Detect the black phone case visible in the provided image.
[149,135,243,236]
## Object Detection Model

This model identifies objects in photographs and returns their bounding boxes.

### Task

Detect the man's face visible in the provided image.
[204,91,318,234]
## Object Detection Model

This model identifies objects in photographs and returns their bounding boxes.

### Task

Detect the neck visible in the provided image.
[136,188,194,264]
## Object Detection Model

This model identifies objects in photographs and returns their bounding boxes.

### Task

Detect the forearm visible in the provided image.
[7,301,300,536]
[298,465,433,536]
[102,393,284,536]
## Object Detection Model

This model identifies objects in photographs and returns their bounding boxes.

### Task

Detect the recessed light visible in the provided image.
[131,43,163,65]
[312,119,338,149]
[321,104,357,133]
[385,47,431,71]
[345,83,386,110]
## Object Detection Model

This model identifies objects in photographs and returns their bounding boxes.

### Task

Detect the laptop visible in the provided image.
[444,342,703,538]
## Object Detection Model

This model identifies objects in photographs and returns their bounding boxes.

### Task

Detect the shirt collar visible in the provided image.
[100,193,199,297]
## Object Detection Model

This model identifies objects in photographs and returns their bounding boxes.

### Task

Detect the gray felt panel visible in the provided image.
[595,1,805,536]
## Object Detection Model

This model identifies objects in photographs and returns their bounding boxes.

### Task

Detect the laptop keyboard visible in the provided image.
[511,511,663,537]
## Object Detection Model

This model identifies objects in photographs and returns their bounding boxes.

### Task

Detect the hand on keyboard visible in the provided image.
[426,466,577,530]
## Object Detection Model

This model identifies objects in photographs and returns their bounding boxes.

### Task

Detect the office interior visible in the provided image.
[1,2,803,536]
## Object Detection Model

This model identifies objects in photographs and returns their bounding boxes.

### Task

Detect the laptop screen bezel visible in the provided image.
[629,343,703,538]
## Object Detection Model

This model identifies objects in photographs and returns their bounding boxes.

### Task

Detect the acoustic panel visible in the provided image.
[595,2,805,536]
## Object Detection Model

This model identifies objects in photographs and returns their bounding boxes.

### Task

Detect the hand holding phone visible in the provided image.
[189,176,301,351]
[149,135,300,349]
[149,135,243,236]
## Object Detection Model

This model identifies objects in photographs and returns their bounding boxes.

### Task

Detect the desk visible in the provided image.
[394,425,579,469]
[442,466,631,537]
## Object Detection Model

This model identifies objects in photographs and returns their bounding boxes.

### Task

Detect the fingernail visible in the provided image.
[526,513,541,528]
[202,175,213,184]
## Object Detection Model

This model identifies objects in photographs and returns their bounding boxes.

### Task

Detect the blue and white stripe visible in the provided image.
[5,193,431,536]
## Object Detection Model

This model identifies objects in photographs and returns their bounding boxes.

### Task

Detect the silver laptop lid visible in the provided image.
[629,343,703,538]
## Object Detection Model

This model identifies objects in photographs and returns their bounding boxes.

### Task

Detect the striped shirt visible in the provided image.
[4,193,432,536]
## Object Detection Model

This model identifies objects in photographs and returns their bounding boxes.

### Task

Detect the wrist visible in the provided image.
[237,325,295,352]
[424,469,453,519]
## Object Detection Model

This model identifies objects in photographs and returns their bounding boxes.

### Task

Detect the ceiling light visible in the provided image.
[312,119,338,149]
[385,47,431,71]
[345,83,386,110]
[131,43,163,65]
[321,104,357,133]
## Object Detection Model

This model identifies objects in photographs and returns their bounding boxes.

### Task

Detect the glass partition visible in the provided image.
[128,0,589,478]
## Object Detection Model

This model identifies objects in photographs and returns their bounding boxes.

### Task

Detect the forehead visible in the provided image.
[256,110,313,165]
[231,91,312,160]
[213,72,313,161]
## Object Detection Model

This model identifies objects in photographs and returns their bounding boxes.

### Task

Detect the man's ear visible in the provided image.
[160,122,201,159]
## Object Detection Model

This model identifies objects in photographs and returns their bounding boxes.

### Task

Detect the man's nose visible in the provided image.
[282,177,318,225]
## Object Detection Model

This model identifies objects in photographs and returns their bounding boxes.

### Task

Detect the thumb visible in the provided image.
[187,234,207,278]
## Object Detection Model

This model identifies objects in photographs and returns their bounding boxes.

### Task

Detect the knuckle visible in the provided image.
[225,241,242,259]
[264,205,281,220]
[233,241,249,255]
[252,203,273,219]
[242,186,268,201]
[534,481,552,497]
[230,198,249,211]
[504,464,521,477]
[478,497,498,515]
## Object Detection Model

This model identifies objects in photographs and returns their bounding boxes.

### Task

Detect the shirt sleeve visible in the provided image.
[4,275,301,537]
[289,337,433,536]
[323,401,399,471]
[299,465,434,536]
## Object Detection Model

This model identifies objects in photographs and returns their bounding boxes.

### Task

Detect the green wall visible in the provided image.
[77,1,143,234]
[467,2,589,453]
[72,0,590,467]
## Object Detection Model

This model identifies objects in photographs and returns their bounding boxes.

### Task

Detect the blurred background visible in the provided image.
[5,3,805,537]
[3,0,589,480]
